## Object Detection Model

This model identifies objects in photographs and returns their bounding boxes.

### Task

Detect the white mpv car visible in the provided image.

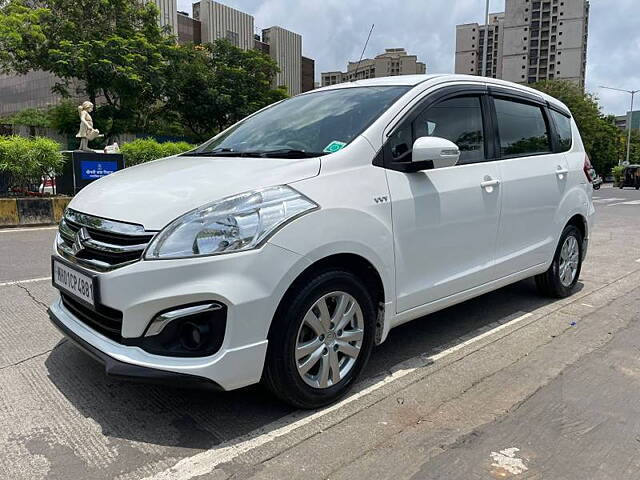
[49,75,594,408]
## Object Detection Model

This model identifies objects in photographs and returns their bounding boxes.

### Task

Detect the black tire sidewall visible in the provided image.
[549,225,583,297]
[267,269,376,408]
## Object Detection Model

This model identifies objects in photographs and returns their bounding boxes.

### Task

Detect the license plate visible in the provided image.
[52,257,97,307]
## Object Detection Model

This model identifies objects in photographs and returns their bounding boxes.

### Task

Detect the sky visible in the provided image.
[176,0,640,116]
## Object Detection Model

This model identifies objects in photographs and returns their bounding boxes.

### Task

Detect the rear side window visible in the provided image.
[414,96,485,165]
[494,98,551,157]
[550,110,573,152]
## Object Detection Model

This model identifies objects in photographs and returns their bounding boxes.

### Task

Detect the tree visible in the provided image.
[48,100,81,136]
[0,0,176,138]
[163,41,289,141]
[531,80,623,174]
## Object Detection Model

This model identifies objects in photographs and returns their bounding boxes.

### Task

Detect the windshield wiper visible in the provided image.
[183,148,239,157]
[256,149,326,158]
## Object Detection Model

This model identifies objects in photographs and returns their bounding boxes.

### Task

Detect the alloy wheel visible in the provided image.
[559,235,580,287]
[295,291,364,389]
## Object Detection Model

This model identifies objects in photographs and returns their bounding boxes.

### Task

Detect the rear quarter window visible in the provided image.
[550,110,573,152]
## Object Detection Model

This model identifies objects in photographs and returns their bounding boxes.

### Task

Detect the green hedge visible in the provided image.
[121,139,195,167]
[0,136,64,193]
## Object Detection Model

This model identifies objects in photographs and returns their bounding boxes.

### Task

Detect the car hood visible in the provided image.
[68,155,321,230]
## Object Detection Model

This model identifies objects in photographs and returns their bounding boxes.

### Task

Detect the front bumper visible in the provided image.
[49,242,311,391]
[49,306,221,390]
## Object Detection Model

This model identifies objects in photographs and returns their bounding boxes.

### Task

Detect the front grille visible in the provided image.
[61,293,123,341]
[57,209,156,271]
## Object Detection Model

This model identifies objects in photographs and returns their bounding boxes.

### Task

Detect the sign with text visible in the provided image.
[80,160,119,180]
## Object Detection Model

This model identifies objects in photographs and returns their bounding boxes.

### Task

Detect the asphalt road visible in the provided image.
[0,184,639,480]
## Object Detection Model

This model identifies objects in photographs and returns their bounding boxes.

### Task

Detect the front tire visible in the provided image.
[263,269,376,409]
[535,225,583,298]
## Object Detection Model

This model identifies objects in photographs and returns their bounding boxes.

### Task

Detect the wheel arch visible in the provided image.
[267,252,387,344]
[566,213,587,241]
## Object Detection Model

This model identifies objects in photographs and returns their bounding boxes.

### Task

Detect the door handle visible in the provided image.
[480,179,500,189]
[556,167,569,178]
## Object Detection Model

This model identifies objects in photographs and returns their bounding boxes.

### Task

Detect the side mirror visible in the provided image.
[412,136,460,170]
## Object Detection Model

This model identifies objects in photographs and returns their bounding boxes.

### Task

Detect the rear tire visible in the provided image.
[263,269,376,409]
[535,225,583,298]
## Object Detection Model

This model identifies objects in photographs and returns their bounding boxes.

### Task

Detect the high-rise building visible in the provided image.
[193,0,254,51]
[455,13,504,78]
[615,111,640,131]
[321,48,426,87]
[0,71,76,116]
[177,11,202,44]
[301,56,315,93]
[262,27,302,96]
[254,34,270,55]
[455,0,589,87]
[152,0,178,34]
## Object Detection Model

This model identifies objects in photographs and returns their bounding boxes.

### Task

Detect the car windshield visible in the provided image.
[193,86,411,158]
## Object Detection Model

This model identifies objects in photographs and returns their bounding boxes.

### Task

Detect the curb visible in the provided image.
[0,197,71,227]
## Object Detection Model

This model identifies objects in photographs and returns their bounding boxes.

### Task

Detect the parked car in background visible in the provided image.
[48,74,594,408]
[619,164,640,189]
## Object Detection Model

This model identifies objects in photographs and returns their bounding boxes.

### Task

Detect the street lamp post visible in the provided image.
[481,0,490,77]
[600,85,640,166]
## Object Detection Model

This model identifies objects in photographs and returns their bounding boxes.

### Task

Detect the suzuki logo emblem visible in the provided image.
[72,227,90,256]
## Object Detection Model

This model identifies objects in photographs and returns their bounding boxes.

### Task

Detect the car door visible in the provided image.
[381,86,503,312]
[489,89,570,277]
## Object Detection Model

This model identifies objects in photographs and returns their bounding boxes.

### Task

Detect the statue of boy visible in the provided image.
[76,101,104,151]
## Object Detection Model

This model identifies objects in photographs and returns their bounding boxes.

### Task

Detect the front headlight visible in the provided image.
[145,185,318,259]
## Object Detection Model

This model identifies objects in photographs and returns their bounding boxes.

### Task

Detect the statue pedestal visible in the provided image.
[56,151,125,195]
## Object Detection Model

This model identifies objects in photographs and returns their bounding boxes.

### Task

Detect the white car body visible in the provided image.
[49,74,594,395]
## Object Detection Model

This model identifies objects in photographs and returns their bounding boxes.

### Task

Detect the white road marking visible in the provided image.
[0,226,57,233]
[592,197,626,204]
[636,258,640,263]
[0,276,51,287]
[581,303,594,308]
[146,312,534,480]
[608,200,640,206]
[490,447,528,475]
